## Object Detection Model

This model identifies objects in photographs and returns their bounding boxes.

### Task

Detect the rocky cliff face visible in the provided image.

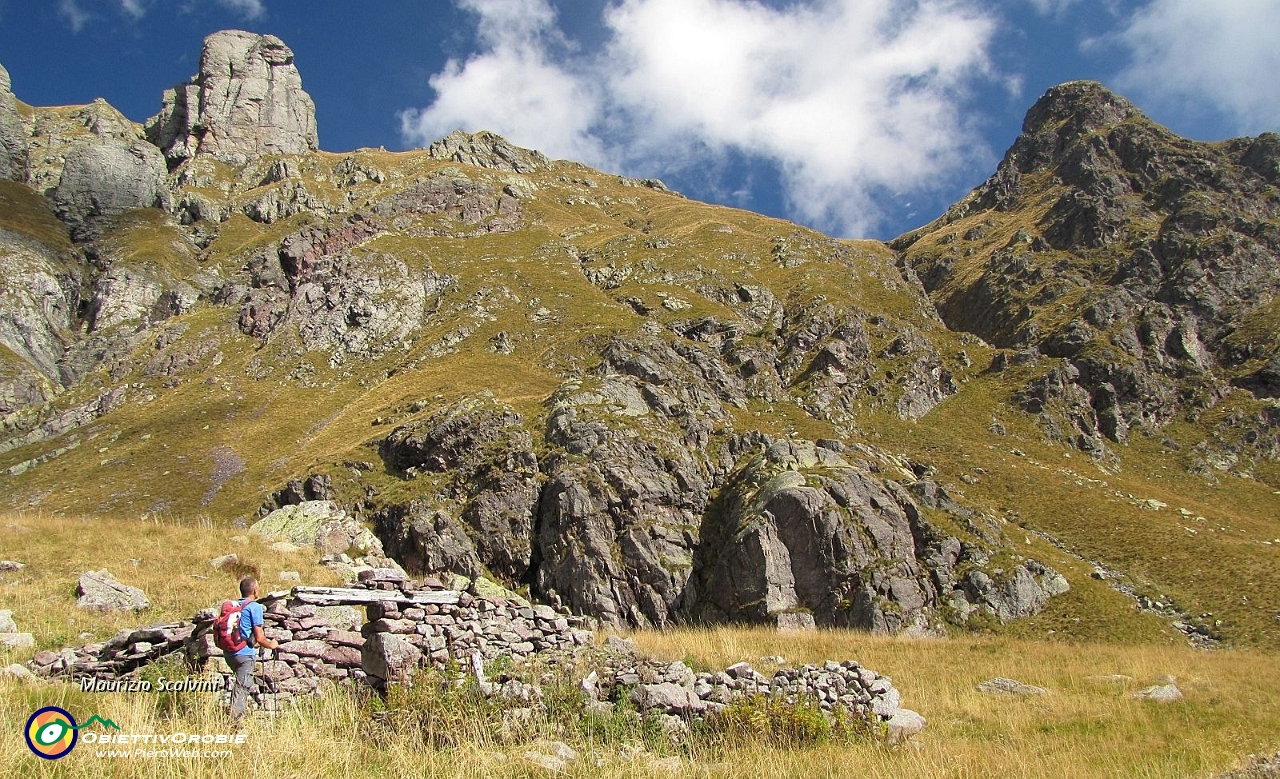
[0,64,29,182]
[147,30,318,166]
[0,38,1275,642]
[896,81,1280,467]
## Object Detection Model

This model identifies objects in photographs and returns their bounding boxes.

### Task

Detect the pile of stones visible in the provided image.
[581,651,924,741]
[22,570,925,743]
[28,622,193,679]
[358,569,593,689]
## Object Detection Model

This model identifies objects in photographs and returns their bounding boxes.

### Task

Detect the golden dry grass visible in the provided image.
[3,626,1278,778]
[1,512,1276,779]
[0,513,342,654]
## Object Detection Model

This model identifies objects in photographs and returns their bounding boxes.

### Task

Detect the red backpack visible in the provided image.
[212,599,250,653]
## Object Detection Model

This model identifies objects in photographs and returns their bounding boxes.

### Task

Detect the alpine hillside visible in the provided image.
[0,32,1277,650]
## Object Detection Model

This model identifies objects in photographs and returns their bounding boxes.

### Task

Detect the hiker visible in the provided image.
[220,576,280,722]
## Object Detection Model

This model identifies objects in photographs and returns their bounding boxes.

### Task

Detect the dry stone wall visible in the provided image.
[26,570,922,740]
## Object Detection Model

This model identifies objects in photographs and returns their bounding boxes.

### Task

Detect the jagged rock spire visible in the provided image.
[146,30,319,166]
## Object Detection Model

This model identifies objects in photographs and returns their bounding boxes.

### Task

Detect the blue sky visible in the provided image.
[1,0,1277,240]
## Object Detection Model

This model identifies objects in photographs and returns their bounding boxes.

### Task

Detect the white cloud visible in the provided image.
[215,0,265,20]
[400,0,611,169]
[119,0,148,18]
[1114,0,1280,132]
[58,0,91,33]
[603,0,997,234]
[404,0,997,237]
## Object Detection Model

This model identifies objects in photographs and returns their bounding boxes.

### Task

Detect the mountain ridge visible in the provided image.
[0,31,1276,647]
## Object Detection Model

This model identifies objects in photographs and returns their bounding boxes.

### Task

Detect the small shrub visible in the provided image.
[694,695,879,750]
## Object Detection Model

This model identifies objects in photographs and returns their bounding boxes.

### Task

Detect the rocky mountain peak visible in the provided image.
[427,130,551,173]
[146,29,318,166]
[1020,81,1141,139]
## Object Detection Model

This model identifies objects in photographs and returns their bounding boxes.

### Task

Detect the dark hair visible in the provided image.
[239,576,257,598]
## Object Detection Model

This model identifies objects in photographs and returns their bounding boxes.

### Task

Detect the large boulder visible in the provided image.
[685,440,939,632]
[51,140,168,238]
[0,63,29,181]
[75,569,150,612]
[250,501,383,557]
[147,30,318,166]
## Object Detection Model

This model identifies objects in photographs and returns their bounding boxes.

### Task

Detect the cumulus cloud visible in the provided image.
[401,0,610,168]
[403,0,999,237]
[1114,0,1280,132]
[58,0,91,33]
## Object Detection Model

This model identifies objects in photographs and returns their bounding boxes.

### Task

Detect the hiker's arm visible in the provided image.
[252,625,279,650]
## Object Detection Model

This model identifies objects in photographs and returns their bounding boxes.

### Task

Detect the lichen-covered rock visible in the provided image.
[75,569,150,612]
[250,501,384,558]
[147,30,318,166]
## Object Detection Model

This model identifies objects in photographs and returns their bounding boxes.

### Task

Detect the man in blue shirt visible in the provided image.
[226,576,279,723]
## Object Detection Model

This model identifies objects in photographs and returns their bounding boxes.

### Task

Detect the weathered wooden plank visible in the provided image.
[408,590,461,605]
[288,586,460,606]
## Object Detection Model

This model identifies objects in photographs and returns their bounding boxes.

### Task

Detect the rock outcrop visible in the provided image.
[147,30,318,166]
[427,130,551,173]
[0,64,29,181]
[897,81,1280,457]
[51,140,168,238]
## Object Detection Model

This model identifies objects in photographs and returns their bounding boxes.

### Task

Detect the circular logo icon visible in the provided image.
[25,707,78,760]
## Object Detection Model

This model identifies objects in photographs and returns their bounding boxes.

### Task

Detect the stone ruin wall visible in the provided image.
[27,568,925,739]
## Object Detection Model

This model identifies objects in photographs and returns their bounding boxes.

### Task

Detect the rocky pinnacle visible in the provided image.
[146,30,319,166]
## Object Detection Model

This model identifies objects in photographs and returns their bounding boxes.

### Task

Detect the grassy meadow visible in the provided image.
[2,515,1279,778]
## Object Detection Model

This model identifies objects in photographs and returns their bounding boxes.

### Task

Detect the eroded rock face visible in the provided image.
[685,440,940,632]
[147,30,318,166]
[0,64,29,182]
[52,141,168,238]
[899,80,1280,453]
[377,396,540,584]
[223,214,455,363]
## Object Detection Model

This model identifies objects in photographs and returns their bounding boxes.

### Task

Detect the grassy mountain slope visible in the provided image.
[0,86,1276,648]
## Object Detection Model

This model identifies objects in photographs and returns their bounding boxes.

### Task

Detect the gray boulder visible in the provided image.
[1133,681,1183,703]
[0,610,16,632]
[0,63,29,181]
[75,569,150,612]
[360,632,421,685]
[886,709,927,744]
[251,501,384,558]
[147,30,318,166]
[630,682,706,715]
[52,140,167,238]
[0,633,34,648]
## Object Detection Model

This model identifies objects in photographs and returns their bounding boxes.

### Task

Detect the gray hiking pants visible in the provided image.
[226,652,256,720]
